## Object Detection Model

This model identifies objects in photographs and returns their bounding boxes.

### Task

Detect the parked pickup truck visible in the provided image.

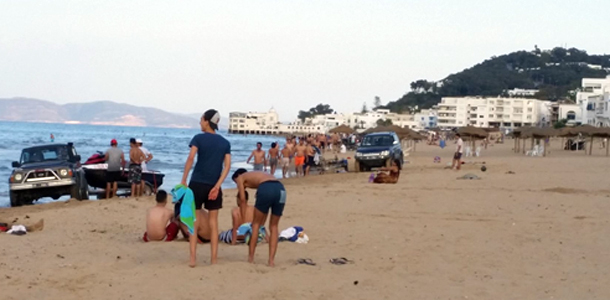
[8,143,89,207]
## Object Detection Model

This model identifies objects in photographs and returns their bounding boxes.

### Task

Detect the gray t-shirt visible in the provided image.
[106,147,124,172]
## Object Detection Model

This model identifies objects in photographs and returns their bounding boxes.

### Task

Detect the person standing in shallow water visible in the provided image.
[181,109,231,268]
[247,142,266,172]
[268,142,279,176]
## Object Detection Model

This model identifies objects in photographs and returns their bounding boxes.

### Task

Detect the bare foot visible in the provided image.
[189,258,196,268]
[248,256,254,263]
[210,258,217,265]
[268,260,275,267]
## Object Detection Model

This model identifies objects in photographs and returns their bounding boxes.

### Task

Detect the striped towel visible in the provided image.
[171,184,196,235]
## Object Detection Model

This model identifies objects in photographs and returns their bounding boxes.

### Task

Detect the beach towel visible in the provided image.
[219,223,267,244]
[171,184,196,235]
[279,226,304,242]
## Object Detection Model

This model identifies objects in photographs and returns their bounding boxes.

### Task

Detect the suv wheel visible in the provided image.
[143,183,154,196]
[10,191,22,207]
[71,173,89,201]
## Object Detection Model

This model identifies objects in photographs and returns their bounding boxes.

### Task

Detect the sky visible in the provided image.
[1,0,609,122]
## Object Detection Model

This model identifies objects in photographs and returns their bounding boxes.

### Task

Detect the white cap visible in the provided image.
[136,138,143,144]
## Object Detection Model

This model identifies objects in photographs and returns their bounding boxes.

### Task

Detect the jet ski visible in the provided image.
[82,151,165,194]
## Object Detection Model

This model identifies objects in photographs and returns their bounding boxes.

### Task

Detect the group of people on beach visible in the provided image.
[247,133,348,178]
[103,138,153,199]
[142,109,286,267]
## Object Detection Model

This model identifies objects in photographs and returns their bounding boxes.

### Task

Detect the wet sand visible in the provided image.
[1,139,610,299]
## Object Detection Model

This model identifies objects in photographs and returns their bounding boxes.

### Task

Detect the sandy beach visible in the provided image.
[1,140,610,299]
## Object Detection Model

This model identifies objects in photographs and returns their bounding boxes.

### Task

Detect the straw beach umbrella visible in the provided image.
[457,126,488,153]
[328,125,355,135]
[573,125,602,155]
[529,127,557,157]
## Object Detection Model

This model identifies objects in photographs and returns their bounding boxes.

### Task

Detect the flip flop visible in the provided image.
[329,257,353,265]
[297,258,316,266]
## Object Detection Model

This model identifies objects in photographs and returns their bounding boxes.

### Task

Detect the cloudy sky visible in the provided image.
[1,0,609,121]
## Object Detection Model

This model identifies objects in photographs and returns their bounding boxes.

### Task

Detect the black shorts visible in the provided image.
[189,181,223,210]
[106,171,122,183]
[454,152,463,160]
[307,156,316,167]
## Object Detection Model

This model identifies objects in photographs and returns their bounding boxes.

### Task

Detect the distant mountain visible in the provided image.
[384,47,610,112]
[0,98,199,128]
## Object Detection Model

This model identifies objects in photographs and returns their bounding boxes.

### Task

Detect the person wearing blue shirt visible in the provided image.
[181,109,231,267]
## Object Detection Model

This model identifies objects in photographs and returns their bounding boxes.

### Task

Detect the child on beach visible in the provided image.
[143,190,179,242]
[232,169,286,267]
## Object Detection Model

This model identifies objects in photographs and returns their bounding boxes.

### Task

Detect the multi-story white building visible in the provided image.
[228,109,282,134]
[436,97,551,129]
[414,109,438,129]
[228,108,432,135]
[577,76,610,127]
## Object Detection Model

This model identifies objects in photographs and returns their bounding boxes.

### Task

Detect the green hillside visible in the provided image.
[384,47,610,113]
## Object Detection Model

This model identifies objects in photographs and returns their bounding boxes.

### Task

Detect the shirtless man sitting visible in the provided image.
[232,169,286,267]
[247,142,267,172]
[294,139,307,177]
[373,159,401,184]
[219,191,267,245]
[143,190,180,242]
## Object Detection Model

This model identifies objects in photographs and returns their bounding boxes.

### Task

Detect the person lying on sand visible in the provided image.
[373,159,401,184]
[174,199,212,244]
[232,169,286,267]
[143,190,179,242]
[219,222,268,245]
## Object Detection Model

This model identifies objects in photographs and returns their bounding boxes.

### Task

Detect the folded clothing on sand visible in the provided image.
[279,226,305,242]
[7,225,27,236]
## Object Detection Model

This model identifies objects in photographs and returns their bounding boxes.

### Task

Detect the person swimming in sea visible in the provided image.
[373,159,401,184]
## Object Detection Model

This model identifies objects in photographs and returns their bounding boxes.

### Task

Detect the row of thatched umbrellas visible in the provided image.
[511,125,610,156]
[328,124,427,151]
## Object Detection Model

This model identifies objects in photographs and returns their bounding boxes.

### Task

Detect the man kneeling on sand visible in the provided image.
[232,169,286,266]
[143,190,180,242]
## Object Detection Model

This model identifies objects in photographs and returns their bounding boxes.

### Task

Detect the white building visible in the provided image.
[436,97,551,129]
[506,88,539,97]
[228,109,282,135]
[413,109,438,129]
[577,76,610,127]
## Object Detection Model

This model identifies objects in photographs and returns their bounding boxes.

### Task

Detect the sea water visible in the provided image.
[0,121,284,207]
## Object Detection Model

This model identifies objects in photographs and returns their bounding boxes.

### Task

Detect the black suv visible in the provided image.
[8,143,89,207]
[354,132,403,172]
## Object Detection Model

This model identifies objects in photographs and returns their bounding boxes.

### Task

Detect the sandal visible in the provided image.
[297,258,316,266]
[329,257,353,265]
